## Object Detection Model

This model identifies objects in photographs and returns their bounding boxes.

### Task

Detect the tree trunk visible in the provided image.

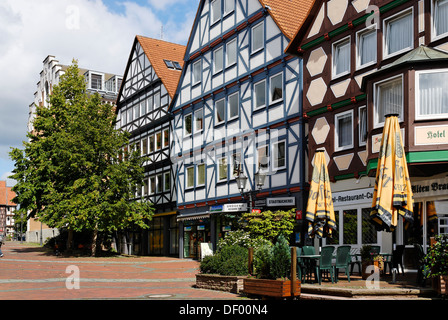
[91,225,98,257]
[67,229,74,252]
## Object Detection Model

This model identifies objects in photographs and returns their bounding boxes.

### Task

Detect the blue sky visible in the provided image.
[0,0,200,186]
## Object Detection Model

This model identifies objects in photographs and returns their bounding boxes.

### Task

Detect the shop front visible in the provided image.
[147,211,179,256]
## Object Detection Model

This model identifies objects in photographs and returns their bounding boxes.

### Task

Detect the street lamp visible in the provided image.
[236,169,266,213]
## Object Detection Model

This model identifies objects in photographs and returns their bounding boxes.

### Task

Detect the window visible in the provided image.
[140,101,146,116]
[164,172,171,191]
[433,0,448,38]
[186,167,195,188]
[211,0,221,24]
[164,59,175,69]
[333,37,351,78]
[252,22,264,53]
[195,109,204,132]
[91,73,103,90]
[270,73,283,104]
[193,60,201,85]
[226,39,237,67]
[359,106,368,146]
[228,92,239,119]
[257,145,269,170]
[384,9,413,57]
[147,96,153,113]
[272,141,286,170]
[156,174,163,193]
[218,157,228,181]
[357,28,377,68]
[335,110,354,151]
[149,135,155,153]
[163,129,170,148]
[254,79,266,109]
[215,98,225,125]
[416,69,448,119]
[156,132,162,150]
[224,0,234,14]
[184,113,192,136]
[173,61,182,70]
[127,108,133,123]
[154,92,161,109]
[197,164,206,186]
[134,104,140,119]
[150,176,156,195]
[231,153,241,177]
[214,47,223,73]
[374,75,403,127]
[142,138,148,155]
[144,179,149,196]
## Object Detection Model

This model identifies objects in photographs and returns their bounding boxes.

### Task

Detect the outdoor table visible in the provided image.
[300,255,321,283]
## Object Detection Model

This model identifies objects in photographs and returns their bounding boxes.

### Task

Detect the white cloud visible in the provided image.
[0,0,195,180]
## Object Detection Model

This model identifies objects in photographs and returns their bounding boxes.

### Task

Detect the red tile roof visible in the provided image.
[136,36,186,99]
[0,181,16,207]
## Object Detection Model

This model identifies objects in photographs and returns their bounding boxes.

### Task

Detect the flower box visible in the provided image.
[243,278,301,298]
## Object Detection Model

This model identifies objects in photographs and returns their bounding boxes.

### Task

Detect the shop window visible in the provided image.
[335,110,354,151]
[332,37,350,78]
[362,208,377,244]
[326,210,340,245]
[384,9,413,58]
[374,75,403,127]
[416,69,448,119]
[343,209,357,244]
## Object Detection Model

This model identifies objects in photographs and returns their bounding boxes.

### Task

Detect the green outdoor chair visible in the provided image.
[302,245,315,255]
[318,246,335,284]
[334,245,351,282]
[349,247,362,276]
[370,245,381,255]
[296,247,305,282]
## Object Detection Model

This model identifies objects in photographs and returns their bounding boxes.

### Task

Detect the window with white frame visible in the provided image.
[195,109,204,132]
[215,98,225,125]
[147,96,153,113]
[272,140,286,170]
[333,37,351,78]
[214,47,223,73]
[184,113,192,136]
[252,21,264,53]
[163,129,169,148]
[226,38,237,67]
[150,176,156,194]
[231,153,241,178]
[357,28,377,68]
[134,104,140,119]
[384,9,413,58]
[211,0,221,24]
[359,106,368,146]
[433,0,448,39]
[217,157,228,181]
[228,92,239,119]
[186,166,195,188]
[197,164,205,186]
[224,0,234,14]
[257,145,269,170]
[149,135,155,153]
[416,69,448,119]
[374,75,403,127]
[154,92,161,109]
[270,73,283,104]
[156,174,163,193]
[193,60,201,85]
[164,172,171,192]
[90,73,103,90]
[254,79,266,109]
[335,110,354,151]
[156,132,162,151]
[142,138,148,155]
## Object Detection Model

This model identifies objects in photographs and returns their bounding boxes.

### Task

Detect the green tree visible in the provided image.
[9,61,153,256]
[240,208,295,242]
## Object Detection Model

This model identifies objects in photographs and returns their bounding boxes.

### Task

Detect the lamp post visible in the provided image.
[236,169,266,213]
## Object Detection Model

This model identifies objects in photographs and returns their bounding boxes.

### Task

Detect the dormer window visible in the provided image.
[164,59,182,70]
[91,73,103,90]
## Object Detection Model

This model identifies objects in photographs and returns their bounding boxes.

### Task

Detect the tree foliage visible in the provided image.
[240,208,295,242]
[9,61,153,253]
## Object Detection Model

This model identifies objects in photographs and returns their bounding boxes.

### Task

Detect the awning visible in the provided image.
[177,212,211,222]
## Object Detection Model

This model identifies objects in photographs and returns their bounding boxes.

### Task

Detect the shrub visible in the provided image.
[240,209,295,242]
[270,235,291,279]
[253,243,273,279]
[424,234,448,278]
[218,230,272,251]
[199,244,248,276]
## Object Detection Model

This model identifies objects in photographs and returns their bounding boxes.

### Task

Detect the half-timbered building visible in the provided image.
[286,0,448,268]
[116,36,185,256]
[170,0,314,259]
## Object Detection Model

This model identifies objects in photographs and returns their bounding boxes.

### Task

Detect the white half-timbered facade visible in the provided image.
[116,36,185,256]
[170,0,314,258]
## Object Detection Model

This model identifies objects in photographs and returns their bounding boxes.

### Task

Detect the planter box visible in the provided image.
[243,278,301,298]
[195,274,247,294]
[432,275,448,296]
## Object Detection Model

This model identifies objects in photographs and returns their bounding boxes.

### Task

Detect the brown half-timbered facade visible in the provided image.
[286,0,448,265]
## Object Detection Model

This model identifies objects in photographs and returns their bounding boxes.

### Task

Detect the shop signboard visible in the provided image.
[223,203,247,212]
[210,205,223,212]
[266,197,295,207]
[332,188,374,206]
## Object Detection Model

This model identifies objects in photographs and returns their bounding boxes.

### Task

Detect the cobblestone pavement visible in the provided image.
[0,241,244,301]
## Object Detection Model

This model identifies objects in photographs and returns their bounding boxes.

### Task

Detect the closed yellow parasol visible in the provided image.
[306,150,336,238]
[370,115,414,232]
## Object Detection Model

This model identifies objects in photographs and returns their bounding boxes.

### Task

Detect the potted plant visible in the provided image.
[423,234,448,296]
[243,235,300,298]
[360,245,373,280]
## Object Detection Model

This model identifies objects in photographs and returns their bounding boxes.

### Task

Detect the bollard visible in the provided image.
[392,268,398,283]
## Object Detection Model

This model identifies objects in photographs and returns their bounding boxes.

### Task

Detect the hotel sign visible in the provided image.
[415,125,448,145]
[412,177,448,198]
